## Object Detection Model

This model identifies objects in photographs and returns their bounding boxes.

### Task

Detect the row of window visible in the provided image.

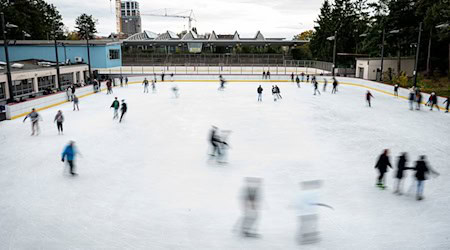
[0,82,5,100]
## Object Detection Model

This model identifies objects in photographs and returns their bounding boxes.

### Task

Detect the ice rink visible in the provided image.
[0,78,449,249]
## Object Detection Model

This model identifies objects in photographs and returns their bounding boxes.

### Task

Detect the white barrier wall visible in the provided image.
[6,84,99,120]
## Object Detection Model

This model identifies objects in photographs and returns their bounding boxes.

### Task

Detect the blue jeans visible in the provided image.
[417,181,424,196]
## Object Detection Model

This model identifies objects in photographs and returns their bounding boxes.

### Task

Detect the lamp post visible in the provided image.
[53,28,61,90]
[85,28,93,85]
[1,12,17,103]
[413,22,423,87]
[327,31,337,76]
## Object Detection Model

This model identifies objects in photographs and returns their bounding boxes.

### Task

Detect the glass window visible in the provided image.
[0,82,5,100]
[132,10,136,16]
[12,78,34,96]
[59,73,74,89]
[109,49,121,60]
[38,75,55,91]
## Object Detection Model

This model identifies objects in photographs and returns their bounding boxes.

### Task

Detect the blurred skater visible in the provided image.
[394,84,399,97]
[120,76,123,87]
[71,85,76,101]
[275,85,282,99]
[291,72,295,82]
[266,71,270,79]
[107,80,113,94]
[374,149,392,189]
[241,178,262,237]
[301,72,305,82]
[296,75,301,88]
[408,88,416,110]
[272,86,277,101]
[143,78,149,93]
[161,73,165,82]
[54,110,64,134]
[152,80,156,93]
[171,73,174,81]
[313,78,321,95]
[306,74,310,83]
[297,180,333,244]
[262,71,266,79]
[110,97,120,119]
[119,99,127,123]
[61,140,80,176]
[257,85,263,102]
[331,77,338,94]
[218,75,226,90]
[444,96,449,113]
[172,85,179,98]
[411,155,439,200]
[66,85,72,101]
[209,126,228,159]
[416,90,423,110]
[429,92,439,111]
[23,108,42,136]
[393,152,410,195]
[366,91,373,107]
[125,76,128,87]
[73,95,79,111]
[323,78,327,92]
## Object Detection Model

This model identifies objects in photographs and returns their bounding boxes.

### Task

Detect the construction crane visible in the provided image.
[141,9,196,30]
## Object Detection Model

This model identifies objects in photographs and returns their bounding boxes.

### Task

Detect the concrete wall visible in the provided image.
[0,44,122,68]
[0,65,88,100]
[356,59,415,80]
[5,83,100,119]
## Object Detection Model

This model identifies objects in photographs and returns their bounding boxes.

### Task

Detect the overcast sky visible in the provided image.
[46,0,323,39]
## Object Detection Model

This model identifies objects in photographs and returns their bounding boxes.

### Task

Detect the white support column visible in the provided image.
[33,77,39,93]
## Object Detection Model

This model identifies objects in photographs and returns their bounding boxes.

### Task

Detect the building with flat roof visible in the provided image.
[0,40,122,69]
[355,57,415,81]
[121,0,141,35]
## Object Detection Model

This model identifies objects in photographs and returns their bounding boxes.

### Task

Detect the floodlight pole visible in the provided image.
[53,30,61,90]
[85,28,93,85]
[332,31,337,76]
[413,22,422,87]
[380,28,385,82]
[1,12,14,103]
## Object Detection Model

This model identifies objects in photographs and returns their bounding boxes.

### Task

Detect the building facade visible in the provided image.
[355,57,415,81]
[121,0,141,35]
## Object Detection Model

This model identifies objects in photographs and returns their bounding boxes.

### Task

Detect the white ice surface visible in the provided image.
[0,79,449,249]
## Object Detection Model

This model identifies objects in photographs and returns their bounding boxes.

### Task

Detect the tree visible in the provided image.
[75,13,98,39]
[0,0,64,40]
[294,30,314,41]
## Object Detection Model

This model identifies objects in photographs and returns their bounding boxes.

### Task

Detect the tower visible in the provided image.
[120,0,142,36]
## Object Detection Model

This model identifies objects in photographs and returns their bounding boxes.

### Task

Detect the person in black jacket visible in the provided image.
[411,155,439,200]
[393,153,411,195]
[119,100,127,123]
[374,149,392,189]
[429,92,439,111]
[444,96,449,113]
[257,85,263,102]
[296,76,300,88]
[291,72,294,82]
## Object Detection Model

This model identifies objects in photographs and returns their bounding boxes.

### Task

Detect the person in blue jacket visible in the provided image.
[62,141,79,175]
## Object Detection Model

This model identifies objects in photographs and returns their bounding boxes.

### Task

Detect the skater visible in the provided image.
[313,78,321,95]
[301,72,305,82]
[71,85,76,100]
[393,152,411,195]
[331,77,338,94]
[306,74,310,83]
[429,92,439,111]
[152,80,156,93]
[142,78,149,93]
[119,99,127,123]
[366,91,373,107]
[241,177,262,237]
[61,140,80,176]
[23,108,42,136]
[266,71,271,79]
[66,85,72,101]
[374,149,392,189]
[170,73,174,82]
[275,85,282,99]
[54,110,64,135]
[291,72,295,82]
[411,155,439,200]
[218,75,226,90]
[296,75,300,88]
[415,90,422,110]
[394,84,399,97]
[172,85,179,98]
[262,71,266,79]
[125,76,128,87]
[297,180,333,244]
[161,73,165,82]
[120,76,123,87]
[257,85,263,102]
[209,126,227,158]
[73,95,79,111]
[272,86,277,101]
[444,96,449,113]
[322,78,327,92]
[110,97,120,119]
[408,87,416,110]
[106,79,113,94]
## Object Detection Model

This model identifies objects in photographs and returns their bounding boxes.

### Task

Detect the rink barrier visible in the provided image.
[7,84,107,120]
[7,77,446,120]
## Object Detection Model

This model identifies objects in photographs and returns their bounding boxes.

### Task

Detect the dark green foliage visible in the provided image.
[75,14,98,40]
[0,0,64,40]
